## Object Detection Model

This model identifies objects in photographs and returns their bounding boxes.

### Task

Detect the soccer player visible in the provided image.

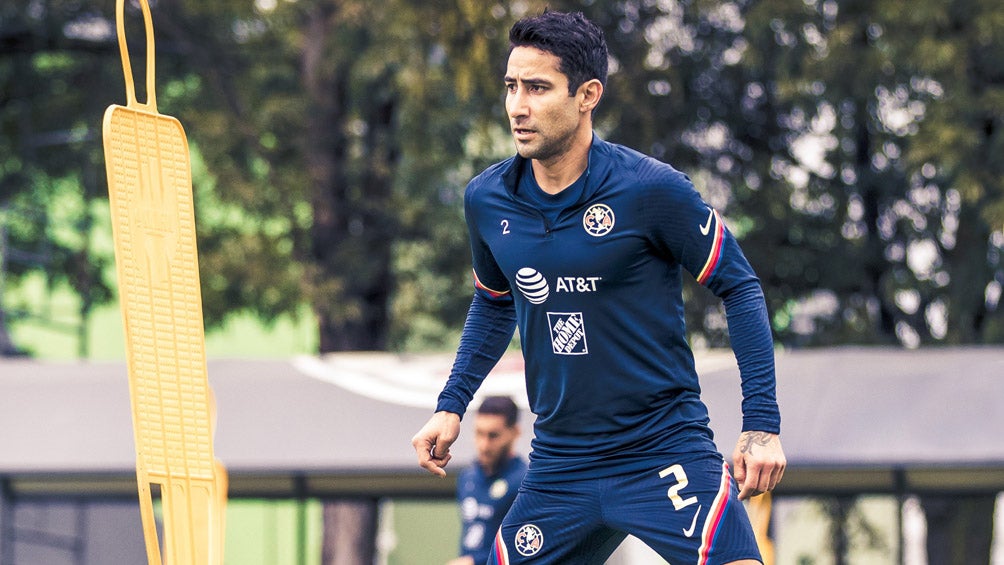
[446,396,527,565]
[412,10,785,564]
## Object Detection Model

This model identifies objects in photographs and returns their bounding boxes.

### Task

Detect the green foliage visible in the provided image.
[567,0,1004,347]
[0,1,120,355]
[2,0,1001,355]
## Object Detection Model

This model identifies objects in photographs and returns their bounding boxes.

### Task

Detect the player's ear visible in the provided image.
[578,79,603,114]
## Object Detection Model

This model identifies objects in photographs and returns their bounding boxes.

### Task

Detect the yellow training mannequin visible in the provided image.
[102,0,226,562]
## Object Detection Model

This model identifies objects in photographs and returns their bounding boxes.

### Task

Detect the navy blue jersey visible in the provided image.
[438,136,779,482]
[456,455,528,563]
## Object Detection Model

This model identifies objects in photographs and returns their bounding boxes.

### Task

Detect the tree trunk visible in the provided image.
[321,500,378,565]
[300,6,392,560]
[920,494,995,565]
[942,204,992,344]
[826,496,854,565]
[0,312,21,356]
[853,80,897,343]
[301,4,395,353]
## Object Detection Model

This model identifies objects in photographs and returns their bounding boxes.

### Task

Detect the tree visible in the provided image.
[883,0,1004,344]
[6,2,1000,352]
[544,0,1004,350]
[0,1,119,357]
[139,0,549,353]
[0,0,535,356]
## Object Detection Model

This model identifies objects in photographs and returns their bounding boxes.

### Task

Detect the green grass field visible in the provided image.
[6,273,318,360]
[213,498,459,564]
[222,500,323,565]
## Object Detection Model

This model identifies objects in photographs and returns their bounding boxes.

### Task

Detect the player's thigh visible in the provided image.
[488,481,623,565]
[603,454,761,565]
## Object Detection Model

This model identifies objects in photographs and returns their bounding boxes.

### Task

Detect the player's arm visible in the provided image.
[437,183,518,416]
[644,174,785,498]
[445,557,475,565]
[719,278,785,499]
[413,186,517,476]
[413,289,516,476]
[435,287,517,416]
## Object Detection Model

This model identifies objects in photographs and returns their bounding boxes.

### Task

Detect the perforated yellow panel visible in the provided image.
[105,101,214,478]
[102,0,226,563]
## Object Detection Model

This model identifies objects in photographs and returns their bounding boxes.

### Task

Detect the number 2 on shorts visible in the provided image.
[658,464,698,510]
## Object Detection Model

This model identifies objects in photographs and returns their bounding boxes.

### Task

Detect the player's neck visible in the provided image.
[481,452,512,476]
[531,128,592,194]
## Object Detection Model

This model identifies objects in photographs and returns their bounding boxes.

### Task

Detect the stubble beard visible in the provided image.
[513,127,576,164]
[479,445,513,475]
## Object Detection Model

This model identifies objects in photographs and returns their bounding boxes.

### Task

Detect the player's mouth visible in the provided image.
[512,127,537,141]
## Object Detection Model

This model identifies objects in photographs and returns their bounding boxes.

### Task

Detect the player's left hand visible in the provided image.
[731,431,785,500]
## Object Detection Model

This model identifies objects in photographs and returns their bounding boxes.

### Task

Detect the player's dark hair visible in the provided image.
[508,10,608,97]
[478,395,519,427]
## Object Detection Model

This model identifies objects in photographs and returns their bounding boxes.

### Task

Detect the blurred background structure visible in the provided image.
[1,349,1003,564]
[1,0,1003,563]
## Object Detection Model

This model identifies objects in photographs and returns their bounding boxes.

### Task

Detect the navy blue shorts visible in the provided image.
[487,453,761,564]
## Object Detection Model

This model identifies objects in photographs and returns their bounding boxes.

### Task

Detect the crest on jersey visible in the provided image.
[583,203,615,236]
[514,524,544,557]
[490,478,509,499]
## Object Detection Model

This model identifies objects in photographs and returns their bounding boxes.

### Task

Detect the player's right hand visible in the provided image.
[732,430,786,500]
[411,411,462,477]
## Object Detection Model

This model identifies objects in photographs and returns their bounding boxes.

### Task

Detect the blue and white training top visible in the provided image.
[437,135,780,482]
[456,455,527,563]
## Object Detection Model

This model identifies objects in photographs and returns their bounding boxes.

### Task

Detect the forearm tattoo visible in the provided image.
[739,431,773,455]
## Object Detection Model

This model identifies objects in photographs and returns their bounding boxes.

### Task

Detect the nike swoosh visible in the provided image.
[699,210,714,236]
[683,504,703,538]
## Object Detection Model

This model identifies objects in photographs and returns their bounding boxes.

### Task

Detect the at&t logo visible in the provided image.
[515,267,602,305]
[515,268,550,304]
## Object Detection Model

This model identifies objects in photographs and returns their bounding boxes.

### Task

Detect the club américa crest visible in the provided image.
[514,523,544,556]
[583,203,615,236]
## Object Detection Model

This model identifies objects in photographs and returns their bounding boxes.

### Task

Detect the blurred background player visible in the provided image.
[446,395,527,565]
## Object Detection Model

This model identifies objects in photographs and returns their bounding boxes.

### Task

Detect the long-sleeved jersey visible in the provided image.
[437,135,780,482]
